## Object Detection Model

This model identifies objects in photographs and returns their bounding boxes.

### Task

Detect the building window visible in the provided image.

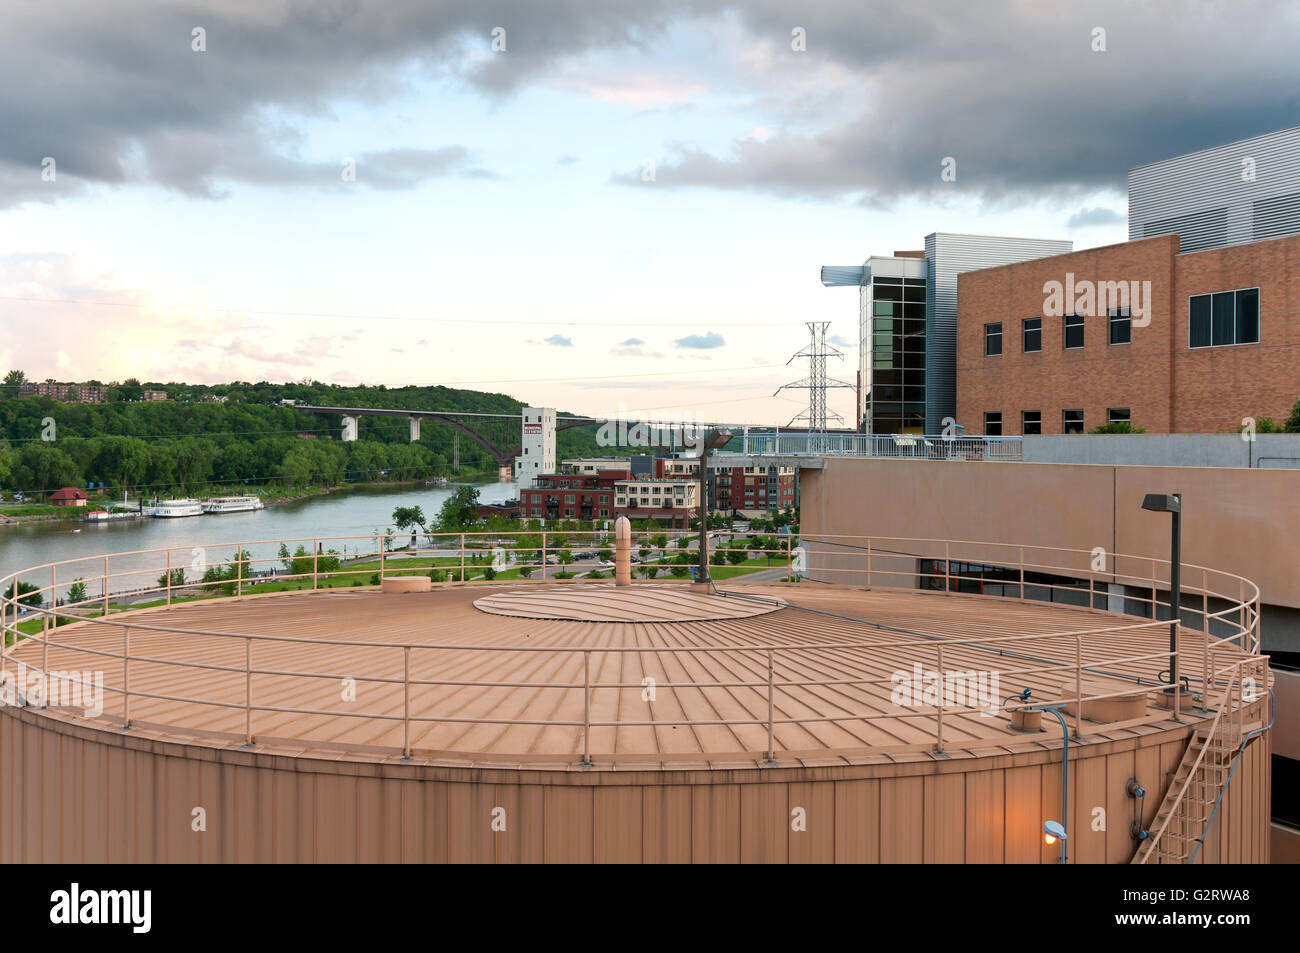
[1108,408,1131,425]
[984,412,1002,436]
[984,323,1002,356]
[564,495,575,504]
[1063,409,1084,434]
[599,509,609,518]
[1022,318,1042,353]
[1189,288,1260,348]
[1064,313,1084,349]
[1022,411,1041,435]
[1109,307,1131,345]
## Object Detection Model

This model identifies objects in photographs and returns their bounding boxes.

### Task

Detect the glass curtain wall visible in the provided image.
[869,277,927,433]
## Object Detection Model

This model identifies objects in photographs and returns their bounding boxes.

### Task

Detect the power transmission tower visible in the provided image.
[775,321,854,430]
[453,432,460,472]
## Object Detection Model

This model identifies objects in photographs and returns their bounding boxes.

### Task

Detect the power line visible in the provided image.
[0,294,802,329]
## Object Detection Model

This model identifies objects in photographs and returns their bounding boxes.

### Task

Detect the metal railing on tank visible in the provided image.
[0,532,1266,765]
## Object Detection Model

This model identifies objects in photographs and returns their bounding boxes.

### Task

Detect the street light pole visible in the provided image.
[696,428,733,586]
[1141,492,1182,691]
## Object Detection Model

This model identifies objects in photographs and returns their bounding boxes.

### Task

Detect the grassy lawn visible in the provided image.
[0,504,73,517]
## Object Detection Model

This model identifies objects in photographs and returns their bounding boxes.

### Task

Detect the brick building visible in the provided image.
[17,382,108,403]
[521,469,699,528]
[710,465,797,515]
[957,232,1300,434]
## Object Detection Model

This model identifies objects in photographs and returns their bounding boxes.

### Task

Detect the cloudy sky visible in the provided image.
[2,0,1297,424]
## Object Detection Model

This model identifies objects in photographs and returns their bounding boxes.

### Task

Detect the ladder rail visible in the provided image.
[1134,656,1255,864]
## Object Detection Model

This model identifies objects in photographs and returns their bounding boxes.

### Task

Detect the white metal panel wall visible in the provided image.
[924,233,1072,434]
[1129,126,1300,251]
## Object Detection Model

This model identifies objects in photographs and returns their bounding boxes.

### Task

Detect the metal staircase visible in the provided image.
[1133,717,1241,864]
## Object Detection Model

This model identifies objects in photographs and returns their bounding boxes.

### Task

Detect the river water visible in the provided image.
[1,480,518,598]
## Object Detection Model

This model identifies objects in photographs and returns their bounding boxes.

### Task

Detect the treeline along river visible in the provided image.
[0,480,519,601]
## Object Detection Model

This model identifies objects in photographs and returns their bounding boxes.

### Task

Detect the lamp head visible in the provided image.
[702,428,733,452]
[1141,492,1181,514]
[1043,820,1067,845]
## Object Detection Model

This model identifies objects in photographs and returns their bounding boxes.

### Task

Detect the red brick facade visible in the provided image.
[957,233,1300,433]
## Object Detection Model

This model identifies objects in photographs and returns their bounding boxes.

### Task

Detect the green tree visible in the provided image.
[155,569,184,590]
[392,505,427,546]
[3,580,42,608]
[1285,397,1300,432]
[436,485,481,529]
[67,578,88,603]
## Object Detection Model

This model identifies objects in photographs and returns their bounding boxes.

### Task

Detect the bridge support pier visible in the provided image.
[409,417,421,442]
[342,416,358,442]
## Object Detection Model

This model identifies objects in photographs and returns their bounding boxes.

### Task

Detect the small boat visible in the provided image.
[425,477,449,487]
[83,510,110,522]
[148,498,204,518]
[202,496,265,514]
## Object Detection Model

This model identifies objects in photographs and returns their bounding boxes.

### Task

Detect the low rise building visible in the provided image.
[957,231,1300,434]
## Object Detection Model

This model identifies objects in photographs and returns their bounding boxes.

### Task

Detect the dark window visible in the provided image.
[1212,291,1234,345]
[1022,318,1042,353]
[1022,411,1041,435]
[1189,295,1212,347]
[984,412,1002,436]
[1063,410,1084,434]
[1189,288,1261,348]
[1064,313,1084,349]
[984,323,1002,356]
[1236,288,1260,344]
[1108,408,1131,425]
[1109,307,1131,345]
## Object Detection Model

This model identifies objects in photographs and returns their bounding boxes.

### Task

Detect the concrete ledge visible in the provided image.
[380,576,431,594]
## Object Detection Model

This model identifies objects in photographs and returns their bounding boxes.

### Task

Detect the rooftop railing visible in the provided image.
[0,532,1265,767]
[737,431,1023,460]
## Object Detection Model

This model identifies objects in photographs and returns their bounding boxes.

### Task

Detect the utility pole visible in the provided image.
[775,321,854,432]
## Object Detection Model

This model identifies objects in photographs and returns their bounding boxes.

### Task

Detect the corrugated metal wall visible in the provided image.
[924,234,1072,433]
[1129,125,1300,251]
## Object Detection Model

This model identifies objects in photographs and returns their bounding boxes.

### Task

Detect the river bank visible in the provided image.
[0,473,500,526]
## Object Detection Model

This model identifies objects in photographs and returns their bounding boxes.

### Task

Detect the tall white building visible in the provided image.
[514,407,555,490]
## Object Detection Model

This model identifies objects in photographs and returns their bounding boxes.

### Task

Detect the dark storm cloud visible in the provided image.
[0,0,675,206]
[2,1,1298,209]
[635,1,1300,205]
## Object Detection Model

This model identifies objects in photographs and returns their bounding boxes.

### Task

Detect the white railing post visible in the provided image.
[313,539,319,590]
[166,550,173,605]
[103,555,110,617]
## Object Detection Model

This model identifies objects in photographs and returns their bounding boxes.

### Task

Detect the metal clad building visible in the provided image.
[924,233,1072,433]
[1129,125,1300,252]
